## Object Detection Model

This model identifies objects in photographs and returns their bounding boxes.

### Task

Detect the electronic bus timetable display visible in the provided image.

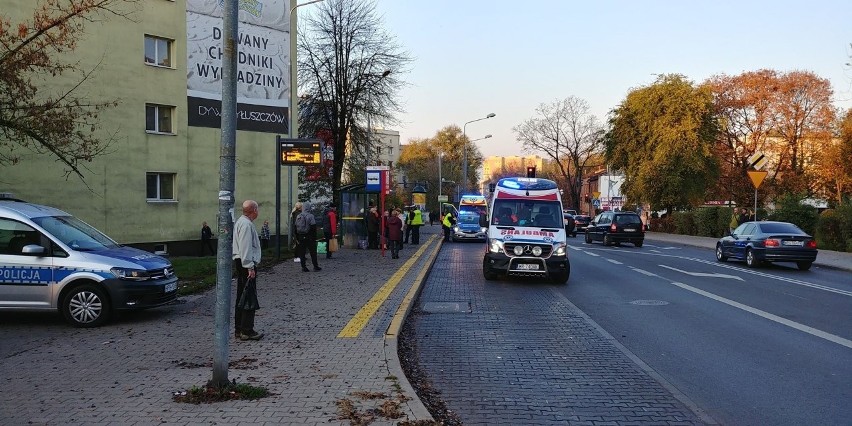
[278,137,322,166]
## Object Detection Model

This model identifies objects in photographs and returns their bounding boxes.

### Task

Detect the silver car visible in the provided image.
[0,199,178,327]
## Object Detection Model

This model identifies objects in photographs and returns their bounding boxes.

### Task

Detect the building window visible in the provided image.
[146,104,174,134]
[144,35,172,67]
[146,173,176,201]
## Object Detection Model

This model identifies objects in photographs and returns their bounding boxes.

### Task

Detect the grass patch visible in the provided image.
[171,248,293,296]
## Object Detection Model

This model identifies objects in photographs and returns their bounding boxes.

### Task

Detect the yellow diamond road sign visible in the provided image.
[747,170,768,189]
[748,152,768,170]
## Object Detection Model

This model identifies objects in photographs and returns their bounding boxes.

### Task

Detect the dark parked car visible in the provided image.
[563,213,577,237]
[572,214,591,232]
[716,221,818,270]
[585,211,644,247]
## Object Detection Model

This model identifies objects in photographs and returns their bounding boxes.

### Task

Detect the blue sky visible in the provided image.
[363,0,852,158]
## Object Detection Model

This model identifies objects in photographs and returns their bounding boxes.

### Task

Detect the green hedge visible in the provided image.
[653,198,851,252]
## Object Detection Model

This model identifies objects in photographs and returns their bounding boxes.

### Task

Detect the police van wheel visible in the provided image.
[62,284,111,328]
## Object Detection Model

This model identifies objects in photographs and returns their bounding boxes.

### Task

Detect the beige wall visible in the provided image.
[2,0,294,245]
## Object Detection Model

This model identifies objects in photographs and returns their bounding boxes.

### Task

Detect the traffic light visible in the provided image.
[488,183,496,193]
[526,166,536,178]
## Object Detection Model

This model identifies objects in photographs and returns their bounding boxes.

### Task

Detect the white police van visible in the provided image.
[0,198,178,327]
[483,177,570,283]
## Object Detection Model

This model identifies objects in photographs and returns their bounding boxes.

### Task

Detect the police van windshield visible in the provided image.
[491,200,563,228]
[32,215,120,251]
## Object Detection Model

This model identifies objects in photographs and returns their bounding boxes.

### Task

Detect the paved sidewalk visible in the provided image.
[644,232,852,271]
[0,225,445,425]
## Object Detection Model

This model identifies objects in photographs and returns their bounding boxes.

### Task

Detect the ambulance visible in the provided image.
[451,195,488,242]
[482,177,570,283]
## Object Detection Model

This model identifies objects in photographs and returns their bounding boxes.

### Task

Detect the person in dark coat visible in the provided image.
[385,208,404,259]
[366,205,380,249]
[200,221,215,256]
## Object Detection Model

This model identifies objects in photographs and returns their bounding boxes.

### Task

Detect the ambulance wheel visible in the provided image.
[483,266,498,281]
[62,283,110,328]
[550,268,570,284]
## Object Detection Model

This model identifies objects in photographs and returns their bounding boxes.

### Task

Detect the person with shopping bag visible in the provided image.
[322,204,338,259]
[233,199,263,341]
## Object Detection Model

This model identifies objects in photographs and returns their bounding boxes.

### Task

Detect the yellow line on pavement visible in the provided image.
[337,235,438,338]
[386,239,443,338]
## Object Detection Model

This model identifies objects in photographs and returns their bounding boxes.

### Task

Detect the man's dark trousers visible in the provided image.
[233,260,255,336]
[404,223,413,243]
[411,225,421,244]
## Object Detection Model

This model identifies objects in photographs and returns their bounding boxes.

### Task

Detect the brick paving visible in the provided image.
[405,242,712,425]
[0,226,443,425]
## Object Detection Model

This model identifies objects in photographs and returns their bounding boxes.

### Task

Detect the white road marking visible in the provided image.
[651,250,662,253]
[607,259,623,265]
[631,268,658,277]
[662,247,679,250]
[607,249,852,298]
[670,281,852,349]
[586,252,600,257]
[658,265,745,281]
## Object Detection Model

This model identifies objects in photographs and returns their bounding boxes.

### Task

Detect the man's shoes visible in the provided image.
[238,331,263,341]
[313,266,322,271]
[302,267,310,272]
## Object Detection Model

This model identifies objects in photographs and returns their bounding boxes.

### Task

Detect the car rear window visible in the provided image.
[758,222,804,234]
[615,214,642,225]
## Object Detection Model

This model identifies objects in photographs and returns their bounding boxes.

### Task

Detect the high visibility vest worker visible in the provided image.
[442,213,453,228]
[411,209,424,226]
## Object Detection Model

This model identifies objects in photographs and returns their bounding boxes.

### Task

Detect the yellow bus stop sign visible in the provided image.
[747,170,768,188]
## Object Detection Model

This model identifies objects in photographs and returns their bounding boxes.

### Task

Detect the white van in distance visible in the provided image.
[483,177,570,283]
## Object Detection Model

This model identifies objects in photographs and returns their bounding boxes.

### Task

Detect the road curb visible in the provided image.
[383,237,443,422]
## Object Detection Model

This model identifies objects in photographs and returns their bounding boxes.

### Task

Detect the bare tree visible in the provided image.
[298,0,412,205]
[0,0,138,180]
[513,96,604,210]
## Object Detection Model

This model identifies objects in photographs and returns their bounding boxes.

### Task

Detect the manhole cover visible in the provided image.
[629,300,669,306]
[422,302,470,313]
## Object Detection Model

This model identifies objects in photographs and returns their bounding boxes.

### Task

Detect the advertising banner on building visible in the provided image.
[186,0,290,133]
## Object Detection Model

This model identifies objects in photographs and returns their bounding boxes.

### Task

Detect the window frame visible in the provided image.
[144,34,174,68]
[145,103,176,135]
[146,172,177,202]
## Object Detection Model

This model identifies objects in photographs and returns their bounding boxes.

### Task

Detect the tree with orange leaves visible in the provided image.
[708,69,836,200]
[0,0,138,179]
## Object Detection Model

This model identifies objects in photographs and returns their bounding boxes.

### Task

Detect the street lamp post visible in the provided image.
[469,134,490,194]
[365,70,391,168]
[462,113,495,193]
[437,152,443,199]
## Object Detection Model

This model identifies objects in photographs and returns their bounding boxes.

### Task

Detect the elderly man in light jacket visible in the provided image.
[233,199,263,341]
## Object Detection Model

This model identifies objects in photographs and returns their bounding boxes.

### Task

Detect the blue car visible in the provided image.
[716,221,818,270]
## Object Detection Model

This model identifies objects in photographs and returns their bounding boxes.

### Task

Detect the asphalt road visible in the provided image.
[408,236,852,425]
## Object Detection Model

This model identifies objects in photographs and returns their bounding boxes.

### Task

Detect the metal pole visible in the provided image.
[212,0,238,387]
[438,153,442,200]
[754,189,758,221]
[366,91,371,169]
[275,138,281,260]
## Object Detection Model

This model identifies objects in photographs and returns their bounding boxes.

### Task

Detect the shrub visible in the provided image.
[694,207,723,237]
[815,209,845,251]
[672,211,697,235]
[767,194,818,235]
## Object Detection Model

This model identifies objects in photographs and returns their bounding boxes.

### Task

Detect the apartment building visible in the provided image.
[1,0,298,253]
